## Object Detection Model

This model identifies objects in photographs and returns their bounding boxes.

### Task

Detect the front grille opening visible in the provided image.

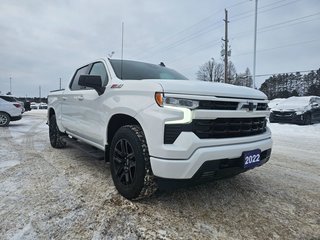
[257,103,268,111]
[198,100,238,110]
[164,117,267,144]
[193,117,267,139]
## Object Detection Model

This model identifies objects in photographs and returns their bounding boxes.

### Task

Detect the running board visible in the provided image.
[61,136,105,160]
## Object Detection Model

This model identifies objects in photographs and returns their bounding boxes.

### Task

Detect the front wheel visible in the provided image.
[304,113,312,125]
[49,115,66,148]
[0,112,10,127]
[109,125,156,200]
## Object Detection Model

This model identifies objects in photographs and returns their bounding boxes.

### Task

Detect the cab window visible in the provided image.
[89,62,108,86]
[70,65,90,90]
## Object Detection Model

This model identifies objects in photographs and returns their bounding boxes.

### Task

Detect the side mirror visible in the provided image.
[311,102,319,108]
[78,75,105,95]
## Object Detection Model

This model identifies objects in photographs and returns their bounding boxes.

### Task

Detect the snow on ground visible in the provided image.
[0,111,319,239]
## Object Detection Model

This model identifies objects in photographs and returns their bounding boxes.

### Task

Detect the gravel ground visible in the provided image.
[0,111,319,240]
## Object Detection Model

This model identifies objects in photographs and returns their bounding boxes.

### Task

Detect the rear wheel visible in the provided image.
[49,115,66,148]
[0,112,10,127]
[109,125,156,200]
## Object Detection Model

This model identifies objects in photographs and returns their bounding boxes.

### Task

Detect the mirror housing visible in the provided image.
[311,102,319,108]
[78,75,105,95]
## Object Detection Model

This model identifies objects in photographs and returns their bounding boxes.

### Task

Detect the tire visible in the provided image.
[109,125,157,200]
[0,112,10,127]
[304,113,312,125]
[49,115,66,148]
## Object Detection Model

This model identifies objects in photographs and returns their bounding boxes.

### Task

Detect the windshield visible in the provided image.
[110,59,188,80]
[275,97,311,109]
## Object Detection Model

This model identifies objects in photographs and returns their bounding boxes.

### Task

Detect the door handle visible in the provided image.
[78,96,84,101]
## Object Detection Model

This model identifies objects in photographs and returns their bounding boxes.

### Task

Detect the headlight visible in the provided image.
[155,92,199,109]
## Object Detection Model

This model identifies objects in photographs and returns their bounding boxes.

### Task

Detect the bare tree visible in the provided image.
[196,58,216,81]
[227,61,237,84]
[197,59,254,87]
[244,68,253,87]
[214,63,224,82]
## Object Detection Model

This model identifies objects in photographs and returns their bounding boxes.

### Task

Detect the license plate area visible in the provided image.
[243,149,261,169]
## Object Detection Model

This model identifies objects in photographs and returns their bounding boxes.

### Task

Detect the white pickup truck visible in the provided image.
[47,58,272,199]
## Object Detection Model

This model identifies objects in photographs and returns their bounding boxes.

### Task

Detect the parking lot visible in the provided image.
[0,110,319,239]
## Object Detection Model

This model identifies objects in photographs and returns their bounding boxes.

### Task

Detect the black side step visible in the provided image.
[61,136,105,160]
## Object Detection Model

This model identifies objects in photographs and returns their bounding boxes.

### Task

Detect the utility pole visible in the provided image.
[222,9,229,84]
[59,78,62,90]
[39,86,41,101]
[253,0,258,89]
[9,77,12,94]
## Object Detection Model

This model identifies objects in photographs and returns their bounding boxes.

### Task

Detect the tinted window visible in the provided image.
[110,59,188,80]
[0,96,17,102]
[70,65,90,90]
[314,97,320,104]
[89,62,108,86]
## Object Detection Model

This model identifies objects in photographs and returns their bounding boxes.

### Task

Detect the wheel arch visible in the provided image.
[48,107,55,121]
[107,113,144,145]
[0,111,11,118]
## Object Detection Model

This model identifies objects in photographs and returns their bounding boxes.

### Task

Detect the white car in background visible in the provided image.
[30,102,38,109]
[39,102,48,109]
[0,95,23,127]
[268,98,285,110]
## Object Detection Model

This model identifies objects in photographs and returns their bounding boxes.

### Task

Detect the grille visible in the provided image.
[198,100,238,110]
[272,111,295,116]
[164,117,267,144]
[257,103,268,111]
[193,117,267,139]
[270,111,295,121]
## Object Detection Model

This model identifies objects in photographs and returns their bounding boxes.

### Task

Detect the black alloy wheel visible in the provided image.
[49,115,66,148]
[109,125,156,200]
[113,138,136,185]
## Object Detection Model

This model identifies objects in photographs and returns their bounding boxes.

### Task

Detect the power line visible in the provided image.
[233,39,320,57]
[230,0,303,22]
[168,38,221,64]
[133,1,249,59]
[259,12,320,31]
[230,12,320,40]
[167,12,320,66]
[138,0,306,60]
[163,0,308,57]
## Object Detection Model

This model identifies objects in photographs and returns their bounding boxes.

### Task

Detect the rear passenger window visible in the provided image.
[0,96,16,102]
[89,62,108,86]
[70,65,90,90]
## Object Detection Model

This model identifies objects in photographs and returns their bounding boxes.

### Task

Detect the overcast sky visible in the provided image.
[0,0,319,97]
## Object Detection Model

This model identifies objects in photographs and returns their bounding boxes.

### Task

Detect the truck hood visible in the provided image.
[143,79,267,100]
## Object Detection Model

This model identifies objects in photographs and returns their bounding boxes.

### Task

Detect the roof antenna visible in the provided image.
[108,51,115,58]
[121,22,124,79]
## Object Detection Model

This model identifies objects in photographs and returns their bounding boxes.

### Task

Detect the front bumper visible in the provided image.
[270,112,305,124]
[150,137,272,179]
[11,115,22,121]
